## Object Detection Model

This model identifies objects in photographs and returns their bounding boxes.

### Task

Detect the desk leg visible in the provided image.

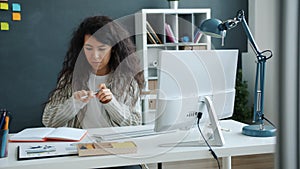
[157,162,162,169]
[222,156,231,169]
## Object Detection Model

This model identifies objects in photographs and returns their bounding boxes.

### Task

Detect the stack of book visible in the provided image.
[146,21,162,44]
[165,23,177,43]
[194,29,203,43]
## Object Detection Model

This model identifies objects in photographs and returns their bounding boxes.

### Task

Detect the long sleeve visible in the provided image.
[42,80,87,128]
[104,79,142,126]
[104,95,141,126]
[42,96,86,127]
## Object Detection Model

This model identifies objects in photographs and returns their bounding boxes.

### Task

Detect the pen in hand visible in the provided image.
[77,84,112,104]
[80,89,100,99]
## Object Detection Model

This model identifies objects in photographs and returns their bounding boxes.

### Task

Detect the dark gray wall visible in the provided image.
[0,0,248,132]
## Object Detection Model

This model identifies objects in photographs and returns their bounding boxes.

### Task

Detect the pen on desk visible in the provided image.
[80,89,100,99]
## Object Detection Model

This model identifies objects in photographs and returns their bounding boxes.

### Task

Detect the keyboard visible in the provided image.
[92,129,175,141]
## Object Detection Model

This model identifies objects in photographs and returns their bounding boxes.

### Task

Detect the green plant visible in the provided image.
[232,69,252,124]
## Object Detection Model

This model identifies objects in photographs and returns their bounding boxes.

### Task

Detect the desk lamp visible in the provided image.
[199,10,276,137]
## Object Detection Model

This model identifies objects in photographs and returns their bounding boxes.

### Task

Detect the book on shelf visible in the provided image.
[165,23,177,43]
[10,127,87,142]
[146,21,162,44]
[194,29,203,43]
[147,31,157,44]
[180,45,207,50]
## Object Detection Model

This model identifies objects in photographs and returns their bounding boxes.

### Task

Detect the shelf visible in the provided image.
[148,76,158,80]
[135,8,211,124]
[147,42,208,47]
[141,94,157,100]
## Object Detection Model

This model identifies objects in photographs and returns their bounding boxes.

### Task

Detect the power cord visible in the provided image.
[197,112,221,169]
[262,114,276,128]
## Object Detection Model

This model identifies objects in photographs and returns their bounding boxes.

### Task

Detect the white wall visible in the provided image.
[242,0,279,124]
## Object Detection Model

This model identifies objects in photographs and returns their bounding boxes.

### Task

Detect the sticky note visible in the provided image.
[86,144,94,149]
[0,2,8,10]
[12,3,21,11]
[111,142,136,148]
[0,22,9,31]
[12,12,21,21]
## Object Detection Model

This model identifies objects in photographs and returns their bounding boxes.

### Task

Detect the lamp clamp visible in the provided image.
[219,10,245,31]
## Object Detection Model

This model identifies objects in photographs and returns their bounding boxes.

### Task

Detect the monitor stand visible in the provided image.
[159,96,225,147]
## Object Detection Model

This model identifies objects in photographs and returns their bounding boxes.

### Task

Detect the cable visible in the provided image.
[197,112,221,169]
[262,115,276,128]
[261,49,273,60]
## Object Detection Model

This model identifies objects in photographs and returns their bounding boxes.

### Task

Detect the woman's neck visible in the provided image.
[95,67,110,76]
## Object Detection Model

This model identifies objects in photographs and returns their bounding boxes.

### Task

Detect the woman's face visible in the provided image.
[83,34,112,75]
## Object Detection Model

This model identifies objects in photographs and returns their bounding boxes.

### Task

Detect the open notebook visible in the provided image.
[10,127,87,142]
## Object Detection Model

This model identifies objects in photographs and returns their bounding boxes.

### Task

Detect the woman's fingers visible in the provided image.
[96,84,113,104]
[73,90,95,102]
[73,83,112,104]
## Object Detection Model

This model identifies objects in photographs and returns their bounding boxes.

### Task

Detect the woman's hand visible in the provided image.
[96,83,113,104]
[73,90,95,103]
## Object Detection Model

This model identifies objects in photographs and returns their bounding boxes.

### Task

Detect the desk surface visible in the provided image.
[0,120,276,169]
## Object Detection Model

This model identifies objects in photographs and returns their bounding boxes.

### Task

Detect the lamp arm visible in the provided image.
[241,16,266,124]
[236,10,261,57]
[236,10,270,125]
[236,10,274,126]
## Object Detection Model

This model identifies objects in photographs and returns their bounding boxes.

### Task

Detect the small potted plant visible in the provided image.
[167,0,179,9]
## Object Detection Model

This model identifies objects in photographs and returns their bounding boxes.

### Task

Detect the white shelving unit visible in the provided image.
[135,8,211,124]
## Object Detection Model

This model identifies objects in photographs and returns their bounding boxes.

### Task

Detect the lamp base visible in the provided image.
[242,125,276,137]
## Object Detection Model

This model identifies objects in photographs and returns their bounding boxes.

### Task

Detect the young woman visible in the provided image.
[42,16,144,130]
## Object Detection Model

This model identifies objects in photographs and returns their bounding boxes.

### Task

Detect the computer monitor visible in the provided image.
[154,50,238,145]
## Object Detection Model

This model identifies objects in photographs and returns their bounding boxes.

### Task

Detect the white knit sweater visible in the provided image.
[42,73,142,128]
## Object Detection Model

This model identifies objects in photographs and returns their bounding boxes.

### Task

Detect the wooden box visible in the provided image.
[77,141,137,157]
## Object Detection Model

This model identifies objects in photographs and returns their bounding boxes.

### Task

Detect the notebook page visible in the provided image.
[10,128,55,141]
[46,127,87,141]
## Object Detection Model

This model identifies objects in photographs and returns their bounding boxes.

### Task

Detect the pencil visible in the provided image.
[4,116,9,130]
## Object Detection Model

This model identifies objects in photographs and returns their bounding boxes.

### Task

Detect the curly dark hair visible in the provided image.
[47,16,144,103]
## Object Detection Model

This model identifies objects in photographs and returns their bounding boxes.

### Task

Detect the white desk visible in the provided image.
[0,120,275,169]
